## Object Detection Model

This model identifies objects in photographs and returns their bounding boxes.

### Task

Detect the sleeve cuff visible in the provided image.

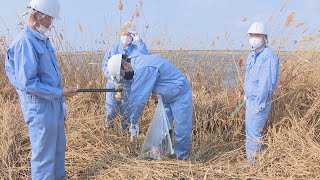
[57,88,63,99]
[130,115,138,124]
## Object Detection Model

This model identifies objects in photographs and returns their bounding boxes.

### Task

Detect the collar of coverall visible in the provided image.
[26,25,48,42]
[252,44,268,57]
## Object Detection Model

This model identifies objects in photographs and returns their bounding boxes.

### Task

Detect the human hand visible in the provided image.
[62,88,78,97]
[151,93,158,104]
[131,33,140,44]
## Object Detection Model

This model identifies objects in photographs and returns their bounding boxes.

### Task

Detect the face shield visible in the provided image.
[29,8,54,34]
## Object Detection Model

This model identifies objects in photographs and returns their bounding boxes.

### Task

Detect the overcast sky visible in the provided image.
[0,0,319,51]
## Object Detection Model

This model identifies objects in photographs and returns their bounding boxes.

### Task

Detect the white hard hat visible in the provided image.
[107,54,123,82]
[29,0,60,19]
[128,25,137,34]
[247,22,267,35]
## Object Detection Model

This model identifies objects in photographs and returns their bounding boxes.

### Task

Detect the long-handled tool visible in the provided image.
[76,88,122,92]
[76,84,125,101]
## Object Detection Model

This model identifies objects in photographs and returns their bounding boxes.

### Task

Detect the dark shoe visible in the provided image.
[168,153,178,160]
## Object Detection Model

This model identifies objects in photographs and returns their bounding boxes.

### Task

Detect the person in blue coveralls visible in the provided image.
[107,53,193,160]
[4,0,77,179]
[101,21,149,130]
[244,22,279,163]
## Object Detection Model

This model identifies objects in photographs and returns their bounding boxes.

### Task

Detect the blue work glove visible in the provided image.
[129,123,139,142]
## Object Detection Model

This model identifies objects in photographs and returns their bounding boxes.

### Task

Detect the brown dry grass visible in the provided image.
[285,12,296,27]
[117,0,123,11]
[1,46,320,179]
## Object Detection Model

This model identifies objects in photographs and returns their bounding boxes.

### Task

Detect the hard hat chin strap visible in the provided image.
[30,10,43,27]
[29,9,37,26]
[265,35,268,44]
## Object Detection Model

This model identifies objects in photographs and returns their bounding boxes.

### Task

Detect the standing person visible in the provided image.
[4,0,77,179]
[244,22,279,163]
[101,21,149,130]
[107,54,193,160]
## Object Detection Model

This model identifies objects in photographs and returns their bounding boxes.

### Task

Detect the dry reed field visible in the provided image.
[1,7,320,180]
[1,49,320,179]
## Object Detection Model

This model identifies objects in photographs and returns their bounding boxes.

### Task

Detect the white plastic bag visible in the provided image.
[139,95,174,160]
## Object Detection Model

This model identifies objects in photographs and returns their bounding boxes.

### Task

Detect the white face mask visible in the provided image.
[121,35,132,45]
[36,24,49,35]
[249,37,265,49]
